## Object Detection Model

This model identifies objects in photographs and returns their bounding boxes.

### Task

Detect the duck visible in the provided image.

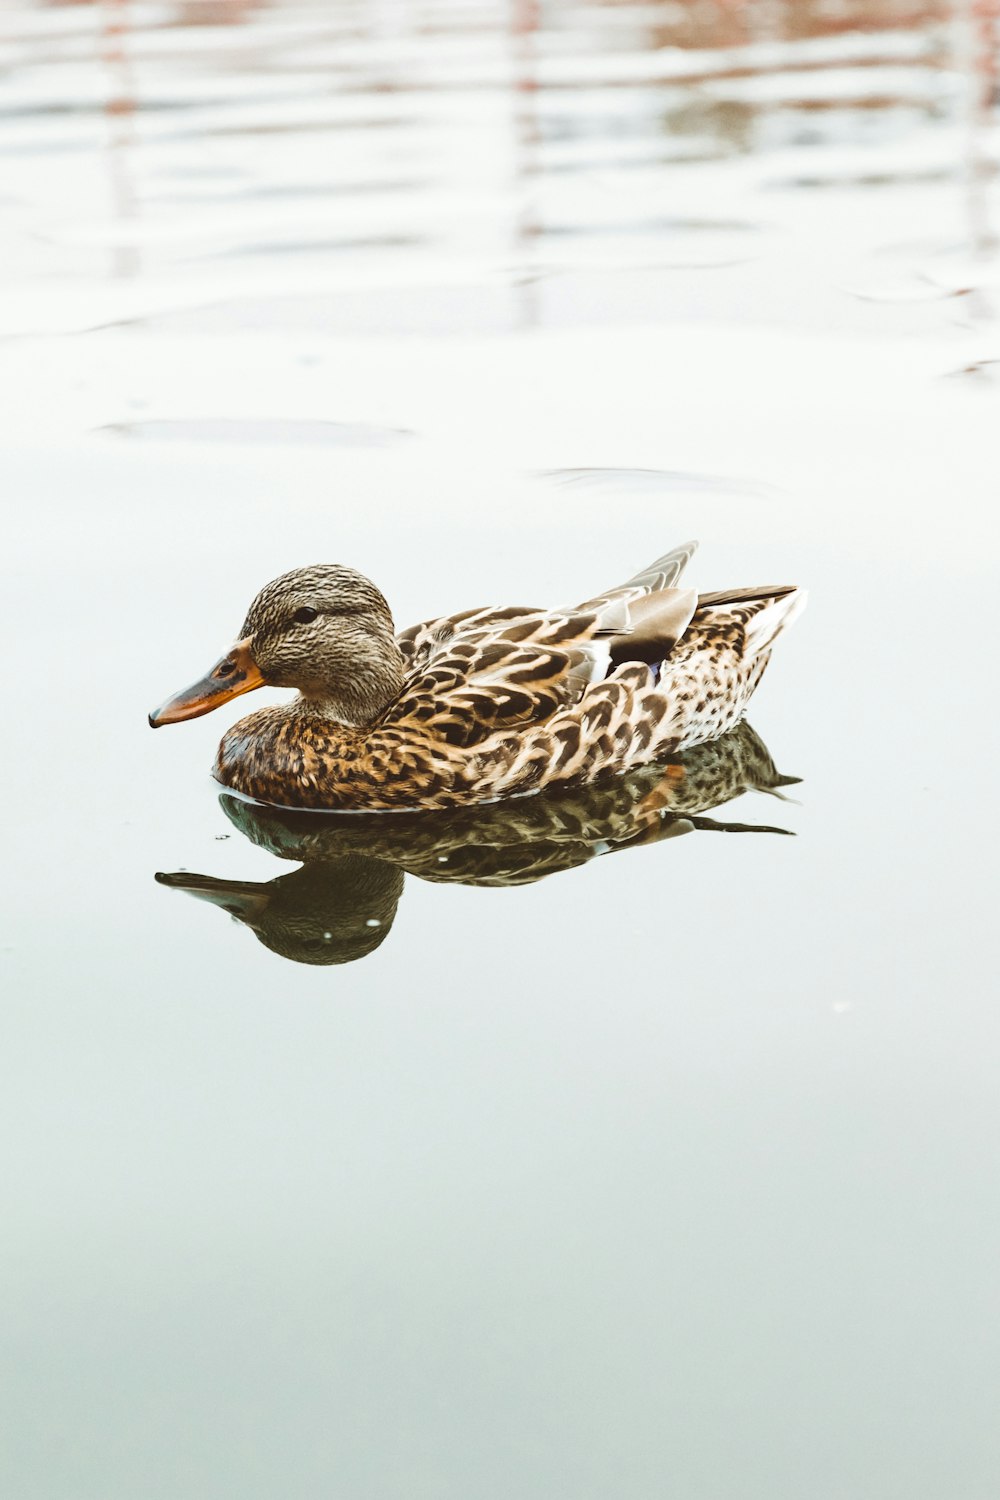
[148,541,804,811]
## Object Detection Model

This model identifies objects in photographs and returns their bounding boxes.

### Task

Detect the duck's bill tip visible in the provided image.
[148,638,264,728]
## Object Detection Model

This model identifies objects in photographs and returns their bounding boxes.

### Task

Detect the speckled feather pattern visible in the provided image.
[162,720,796,965]
[222,720,794,880]
[214,547,803,810]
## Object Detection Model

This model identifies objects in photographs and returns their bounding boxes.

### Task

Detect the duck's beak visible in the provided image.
[148,637,264,727]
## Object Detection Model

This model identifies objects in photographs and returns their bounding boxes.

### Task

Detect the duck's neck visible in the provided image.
[292,647,406,728]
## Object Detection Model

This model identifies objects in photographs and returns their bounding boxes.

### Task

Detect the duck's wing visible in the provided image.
[388,549,802,760]
[387,604,623,749]
[573,548,803,668]
[389,544,707,749]
[574,541,703,667]
[573,539,698,617]
[396,605,540,678]
[397,541,700,676]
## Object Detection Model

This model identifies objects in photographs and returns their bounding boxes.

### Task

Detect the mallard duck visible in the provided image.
[156,722,800,965]
[149,541,804,811]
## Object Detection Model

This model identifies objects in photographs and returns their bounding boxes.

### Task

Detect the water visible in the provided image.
[3,2,1000,1496]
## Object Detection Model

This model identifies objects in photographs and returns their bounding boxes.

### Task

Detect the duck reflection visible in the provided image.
[156,722,798,966]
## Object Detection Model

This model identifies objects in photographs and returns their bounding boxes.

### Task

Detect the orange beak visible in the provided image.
[148,637,265,727]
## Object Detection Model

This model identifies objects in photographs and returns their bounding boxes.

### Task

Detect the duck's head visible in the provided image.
[149,564,405,728]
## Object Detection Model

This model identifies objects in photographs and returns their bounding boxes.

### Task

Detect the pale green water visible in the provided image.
[3,2,1000,1496]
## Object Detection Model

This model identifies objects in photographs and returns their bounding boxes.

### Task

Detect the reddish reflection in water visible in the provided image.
[511,0,541,328]
[968,0,1000,260]
[100,0,138,277]
[8,0,999,330]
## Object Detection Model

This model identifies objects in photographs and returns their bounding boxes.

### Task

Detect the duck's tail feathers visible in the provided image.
[697,582,797,609]
[698,584,806,658]
[743,587,807,656]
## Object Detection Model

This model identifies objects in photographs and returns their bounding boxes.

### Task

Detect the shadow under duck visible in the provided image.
[150,541,804,811]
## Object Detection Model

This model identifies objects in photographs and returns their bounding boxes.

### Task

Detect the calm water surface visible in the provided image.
[3,2,1000,1496]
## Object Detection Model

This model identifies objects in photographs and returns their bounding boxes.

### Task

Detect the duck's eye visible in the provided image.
[292,606,318,625]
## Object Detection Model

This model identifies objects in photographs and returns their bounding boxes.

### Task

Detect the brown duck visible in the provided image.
[149,541,804,810]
